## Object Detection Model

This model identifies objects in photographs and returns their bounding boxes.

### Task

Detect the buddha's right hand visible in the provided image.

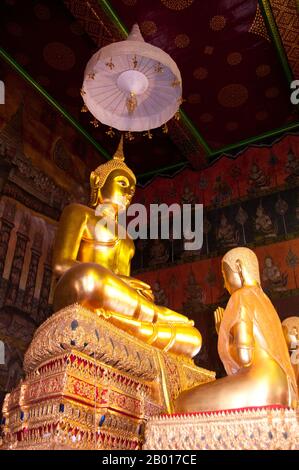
[214,307,225,335]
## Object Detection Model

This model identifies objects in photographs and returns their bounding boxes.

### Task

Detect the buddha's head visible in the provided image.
[222,247,261,294]
[90,136,136,210]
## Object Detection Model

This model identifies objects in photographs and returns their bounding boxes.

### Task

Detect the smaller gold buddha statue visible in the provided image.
[262,256,287,292]
[175,247,298,412]
[52,137,202,358]
[255,203,277,239]
[248,162,270,193]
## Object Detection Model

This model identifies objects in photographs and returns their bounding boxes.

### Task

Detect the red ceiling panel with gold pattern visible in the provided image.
[0,0,298,179]
[109,0,297,149]
[0,0,187,176]
[271,0,299,79]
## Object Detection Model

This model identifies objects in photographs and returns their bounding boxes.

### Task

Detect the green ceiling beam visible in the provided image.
[259,0,294,86]
[137,161,187,180]
[0,47,111,160]
[98,0,128,37]
[210,120,299,158]
[180,110,213,155]
[138,120,299,178]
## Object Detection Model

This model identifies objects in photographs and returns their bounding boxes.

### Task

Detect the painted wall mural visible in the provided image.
[0,65,92,410]
[135,133,299,208]
[0,195,58,410]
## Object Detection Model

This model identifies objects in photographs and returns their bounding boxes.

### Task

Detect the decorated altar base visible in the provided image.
[143,406,299,450]
[1,304,214,450]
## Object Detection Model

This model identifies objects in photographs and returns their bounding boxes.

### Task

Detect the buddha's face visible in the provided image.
[222,261,242,294]
[98,169,135,210]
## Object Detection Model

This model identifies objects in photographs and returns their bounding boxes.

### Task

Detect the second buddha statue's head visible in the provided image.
[222,247,261,294]
[90,136,136,210]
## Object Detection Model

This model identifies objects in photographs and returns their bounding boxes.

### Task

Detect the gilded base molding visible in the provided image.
[144,406,299,450]
[1,304,214,450]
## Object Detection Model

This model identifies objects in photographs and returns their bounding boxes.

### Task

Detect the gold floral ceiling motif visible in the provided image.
[174,33,190,48]
[140,20,157,36]
[210,15,227,31]
[256,64,271,77]
[43,42,76,71]
[226,121,239,131]
[161,0,194,11]
[227,52,243,66]
[218,84,249,108]
[265,86,280,98]
[256,110,269,120]
[188,93,201,104]
[204,46,214,55]
[193,67,208,80]
[33,3,51,20]
[122,0,137,6]
[249,5,270,42]
[200,113,213,123]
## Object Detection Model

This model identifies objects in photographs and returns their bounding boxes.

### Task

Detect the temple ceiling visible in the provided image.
[0,0,298,183]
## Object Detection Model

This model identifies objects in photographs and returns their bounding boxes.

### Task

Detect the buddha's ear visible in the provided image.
[235,259,245,286]
[90,171,101,207]
[90,171,100,187]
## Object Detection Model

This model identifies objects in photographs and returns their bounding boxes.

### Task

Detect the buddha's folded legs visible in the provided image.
[106,311,202,357]
[53,262,202,358]
[175,360,291,412]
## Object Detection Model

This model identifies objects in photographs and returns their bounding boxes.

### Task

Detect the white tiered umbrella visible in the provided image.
[82,24,182,132]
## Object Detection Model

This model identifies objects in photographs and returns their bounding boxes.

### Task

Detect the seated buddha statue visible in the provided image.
[262,256,288,292]
[248,162,270,194]
[52,137,202,358]
[149,239,169,266]
[175,247,298,412]
[255,203,277,239]
[216,213,239,249]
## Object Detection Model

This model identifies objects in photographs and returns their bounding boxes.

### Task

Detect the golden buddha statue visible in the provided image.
[52,137,201,358]
[175,247,298,412]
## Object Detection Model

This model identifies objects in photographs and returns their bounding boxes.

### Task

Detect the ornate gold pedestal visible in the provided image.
[144,406,299,450]
[1,305,214,450]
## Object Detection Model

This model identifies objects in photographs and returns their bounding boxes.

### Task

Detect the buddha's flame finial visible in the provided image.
[89,135,136,206]
[113,135,125,161]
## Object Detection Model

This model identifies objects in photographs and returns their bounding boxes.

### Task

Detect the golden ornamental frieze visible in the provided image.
[144,407,299,450]
[24,304,159,380]
[2,305,214,449]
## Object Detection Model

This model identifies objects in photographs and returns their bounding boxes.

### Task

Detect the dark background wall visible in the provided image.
[0,63,91,410]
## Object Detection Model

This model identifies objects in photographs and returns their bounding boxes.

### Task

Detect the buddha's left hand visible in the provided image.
[119,275,154,302]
